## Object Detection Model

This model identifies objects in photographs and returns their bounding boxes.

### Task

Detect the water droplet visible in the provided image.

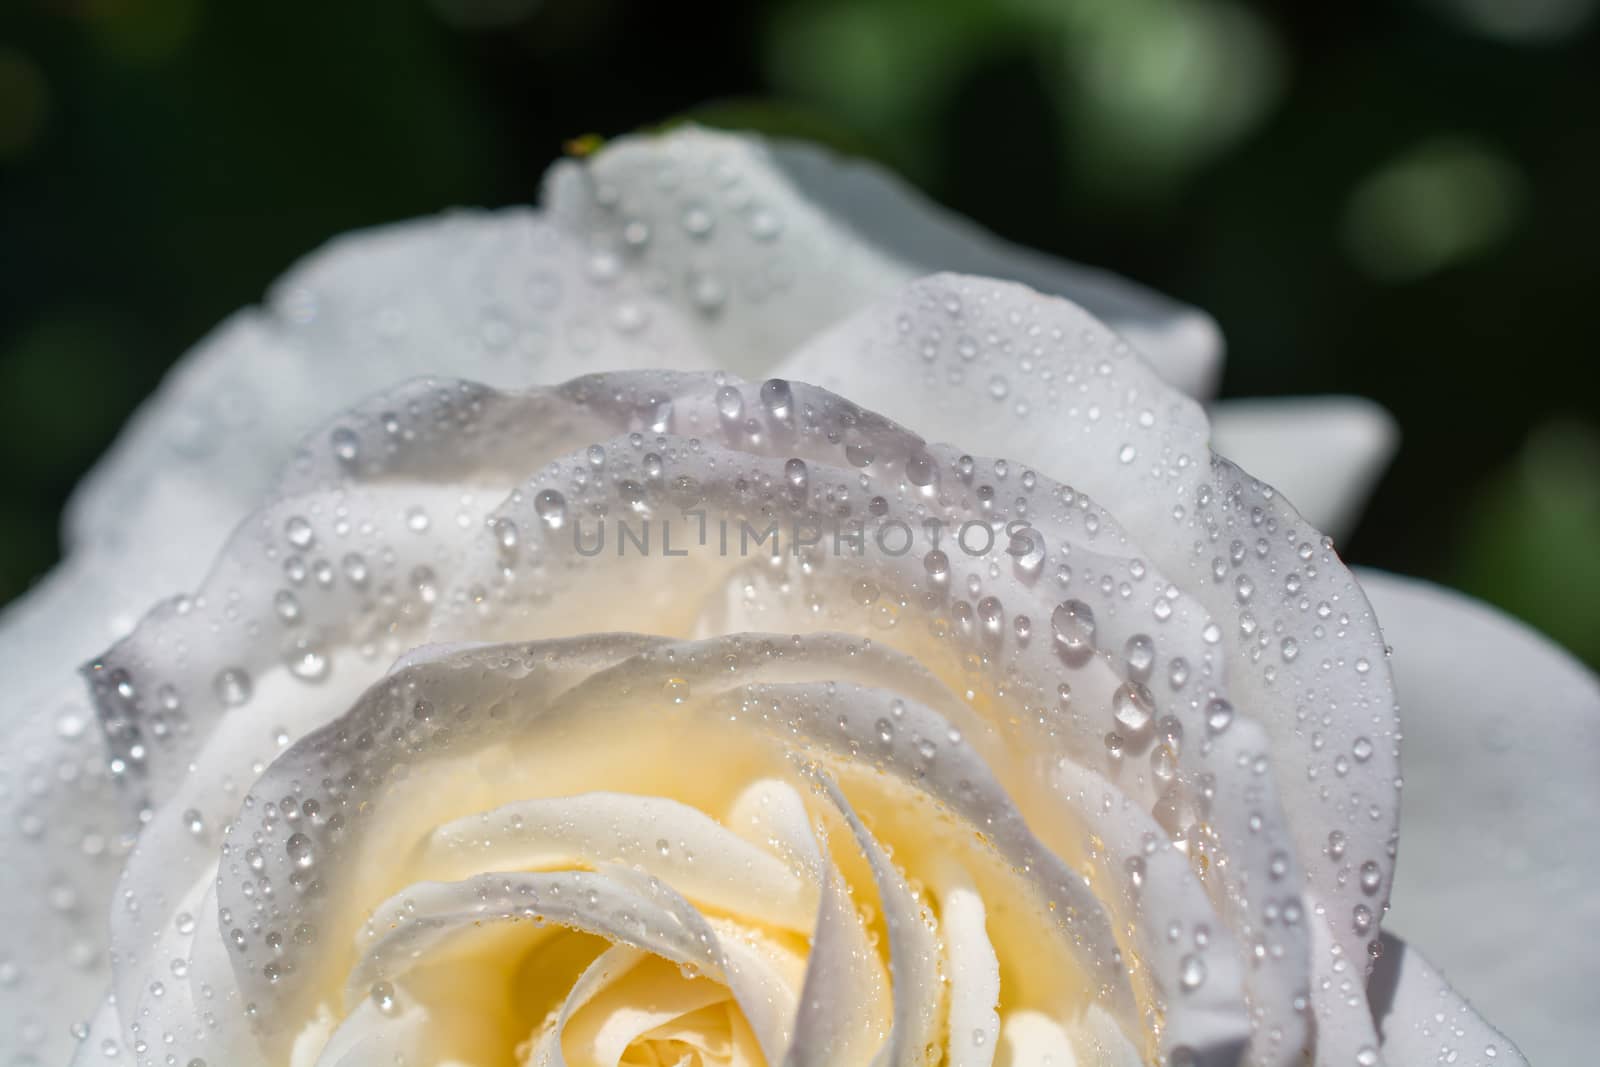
[273,590,301,625]
[1051,599,1097,651]
[1112,682,1155,735]
[330,428,359,464]
[284,516,314,550]
[748,206,783,241]
[760,378,793,420]
[1124,634,1155,678]
[690,272,726,313]
[715,386,744,421]
[612,302,649,334]
[535,490,567,530]
[1151,743,1178,783]
[286,832,315,869]
[370,980,399,1016]
[492,517,519,557]
[213,668,253,707]
[1178,953,1207,992]
[284,636,330,682]
[680,203,714,238]
[1359,860,1382,894]
[622,218,651,248]
[977,596,1004,634]
[1205,698,1234,734]
[342,552,369,587]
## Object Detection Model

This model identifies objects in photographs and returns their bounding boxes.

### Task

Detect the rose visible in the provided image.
[0,127,1593,1067]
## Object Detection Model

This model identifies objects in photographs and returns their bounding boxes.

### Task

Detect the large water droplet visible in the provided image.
[535,490,567,530]
[760,379,793,421]
[1112,682,1155,735]
[1051,599,1097,651]
[715,385,744,421]
[905,453,936,488]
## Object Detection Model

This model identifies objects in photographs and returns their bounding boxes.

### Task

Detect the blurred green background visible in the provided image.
[1,0,1597,666]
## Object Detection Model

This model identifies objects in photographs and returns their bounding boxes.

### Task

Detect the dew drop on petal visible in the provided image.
[1178,953,1207,992]
[760,379,793,420]
[1052,599,1097,651]
[1112,683,1156,735]
[715,385,744,421]
[535,490,568,530]
[213,668,253,707]
[370,981,398,1016]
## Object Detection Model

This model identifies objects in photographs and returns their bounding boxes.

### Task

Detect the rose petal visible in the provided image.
[347,866,795,1064]
[64,993,123,1067]
[1050,758,1250,1066]
[0,674,127,1065]
[1358,568,1593,1067]
[543,125,1223,396]
[520,945,648,1067]
[777,274,1403,1061]
[415,792,818,932]
[62,223,710,676]
[781,841,892,1066]
[934,866,1001,1067]
[545,952,757,1067]
[1368,933,1527,1067]
[1209,397,1398,541]
[813,770,945,1067]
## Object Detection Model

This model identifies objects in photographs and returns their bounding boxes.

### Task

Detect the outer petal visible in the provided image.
[60,214,716,672]
[1359,568,1595,1067]
[0,669,126,1063]
[1368,933,1526,1067]
[1208,397,1398,542]
[543,124,1223,395]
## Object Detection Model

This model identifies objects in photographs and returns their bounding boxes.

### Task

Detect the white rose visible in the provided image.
[1,127,1593,1067]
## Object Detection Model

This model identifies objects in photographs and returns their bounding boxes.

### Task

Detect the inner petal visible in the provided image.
[561,955,734,1066]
